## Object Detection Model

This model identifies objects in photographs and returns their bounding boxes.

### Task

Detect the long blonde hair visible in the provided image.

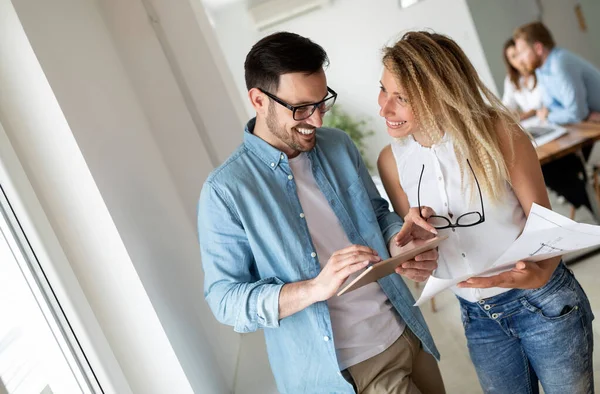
[382,31,517,202]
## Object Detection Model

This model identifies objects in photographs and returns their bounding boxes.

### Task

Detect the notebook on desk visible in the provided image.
[521,118,568,147]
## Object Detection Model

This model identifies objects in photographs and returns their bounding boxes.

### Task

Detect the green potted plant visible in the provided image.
[323,106,376,171]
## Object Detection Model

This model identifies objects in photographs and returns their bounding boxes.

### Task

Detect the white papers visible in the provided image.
[414,204,600,306]
[520,117,568,147]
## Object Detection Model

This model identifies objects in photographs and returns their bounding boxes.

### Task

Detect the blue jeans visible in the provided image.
[458,263,594,394]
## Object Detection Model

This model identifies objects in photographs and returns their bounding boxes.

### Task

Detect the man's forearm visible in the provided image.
[279,280,318,320]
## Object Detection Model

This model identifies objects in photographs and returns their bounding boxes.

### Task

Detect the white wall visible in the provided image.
[2,0,247,392]
[209,2,259,117]
[541,0,600,66]
[207,0,495,173]
[465,0,540,96]
[581,0,600,62]
[466,0,600,97]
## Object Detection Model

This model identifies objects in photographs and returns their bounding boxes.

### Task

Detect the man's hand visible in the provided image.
[457,261,553,289]
[310,245,381,301]
[536,107,549,121]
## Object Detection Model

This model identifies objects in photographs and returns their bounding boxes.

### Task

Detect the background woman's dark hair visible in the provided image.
[503,38,536,91]
[503,38,521,90]
[244,32,329,93]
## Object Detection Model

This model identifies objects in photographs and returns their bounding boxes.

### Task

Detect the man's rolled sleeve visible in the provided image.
[256,280,285,328]
[199,181,284,333]
[379,214,404,245]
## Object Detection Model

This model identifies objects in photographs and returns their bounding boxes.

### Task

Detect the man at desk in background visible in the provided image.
[514,22,600,125]
[198,32,444,393]
[513,22,600,217]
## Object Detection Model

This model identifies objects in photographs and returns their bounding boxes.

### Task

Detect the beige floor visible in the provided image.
[414,194,600,394]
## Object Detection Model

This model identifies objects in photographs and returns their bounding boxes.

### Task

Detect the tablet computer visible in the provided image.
[336,235,448,296]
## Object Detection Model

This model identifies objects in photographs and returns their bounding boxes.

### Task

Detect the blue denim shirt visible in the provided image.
[198,119,438,393]
[537,47,600,124]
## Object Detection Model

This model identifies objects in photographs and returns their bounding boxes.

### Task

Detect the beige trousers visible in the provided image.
[344,328,446,394]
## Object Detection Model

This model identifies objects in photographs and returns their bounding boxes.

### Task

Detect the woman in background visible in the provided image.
[502,38,542,120]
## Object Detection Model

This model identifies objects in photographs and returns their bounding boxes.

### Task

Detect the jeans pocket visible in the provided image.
[460,304,470,329]
[520,279,581,321]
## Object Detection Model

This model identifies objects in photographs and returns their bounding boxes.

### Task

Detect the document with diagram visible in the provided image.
[415,203,600,306]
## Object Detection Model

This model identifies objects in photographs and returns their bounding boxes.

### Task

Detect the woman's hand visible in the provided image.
[393,206,438,247]
[457,259,559,289]
[392,239,439,282]
[389,207,439,282]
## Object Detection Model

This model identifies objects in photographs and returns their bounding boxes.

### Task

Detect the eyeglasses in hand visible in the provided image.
[417,159,485,229]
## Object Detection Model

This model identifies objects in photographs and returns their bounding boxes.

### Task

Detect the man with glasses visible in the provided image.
[198,32,444,393]
[513,22,600,217]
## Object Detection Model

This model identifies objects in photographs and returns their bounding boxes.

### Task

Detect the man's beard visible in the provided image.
[266,104,314,153]
[527,54,543,73]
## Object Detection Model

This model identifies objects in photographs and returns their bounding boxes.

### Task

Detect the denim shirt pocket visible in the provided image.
[346,177,376,223]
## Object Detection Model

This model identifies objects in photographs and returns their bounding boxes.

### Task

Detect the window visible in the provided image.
[0,185,102,394]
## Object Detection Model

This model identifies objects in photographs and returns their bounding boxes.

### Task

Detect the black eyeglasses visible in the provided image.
[417,159,485,229]
[259,87,337,121]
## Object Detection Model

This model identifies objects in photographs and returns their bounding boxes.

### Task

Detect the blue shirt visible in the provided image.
[198,119,438,393]
[537,47,600,124]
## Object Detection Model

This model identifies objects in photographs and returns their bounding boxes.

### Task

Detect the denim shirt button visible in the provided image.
[478,300,485,304]
[311,252,317,258]
[323,336,330,341]
[270,162,275,167]
[484,304,491,311]
[300,213,305,218]
[491,313,499,319]
[288,175,294,180]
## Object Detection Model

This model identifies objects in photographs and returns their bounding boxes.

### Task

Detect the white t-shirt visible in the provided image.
[288,153,405,370]
[390,135,526,302]
[502,75,542,113]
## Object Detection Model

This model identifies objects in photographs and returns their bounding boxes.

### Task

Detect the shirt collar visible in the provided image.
[538,47,559,75]
[243,118,288,170]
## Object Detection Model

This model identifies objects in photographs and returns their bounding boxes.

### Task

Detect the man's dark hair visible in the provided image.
[244,32,329,93]
[514,22,556,50]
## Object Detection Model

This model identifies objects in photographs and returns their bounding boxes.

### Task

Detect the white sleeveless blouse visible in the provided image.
[390,135,526,302]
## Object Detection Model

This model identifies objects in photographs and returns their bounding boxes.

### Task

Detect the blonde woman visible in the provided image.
[378,31,594,394]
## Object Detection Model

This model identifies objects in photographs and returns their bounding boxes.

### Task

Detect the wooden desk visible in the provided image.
[536,122,600,165]
[536,122,600,221]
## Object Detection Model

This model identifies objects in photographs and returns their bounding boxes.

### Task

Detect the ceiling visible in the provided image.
[201,0,272,11]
